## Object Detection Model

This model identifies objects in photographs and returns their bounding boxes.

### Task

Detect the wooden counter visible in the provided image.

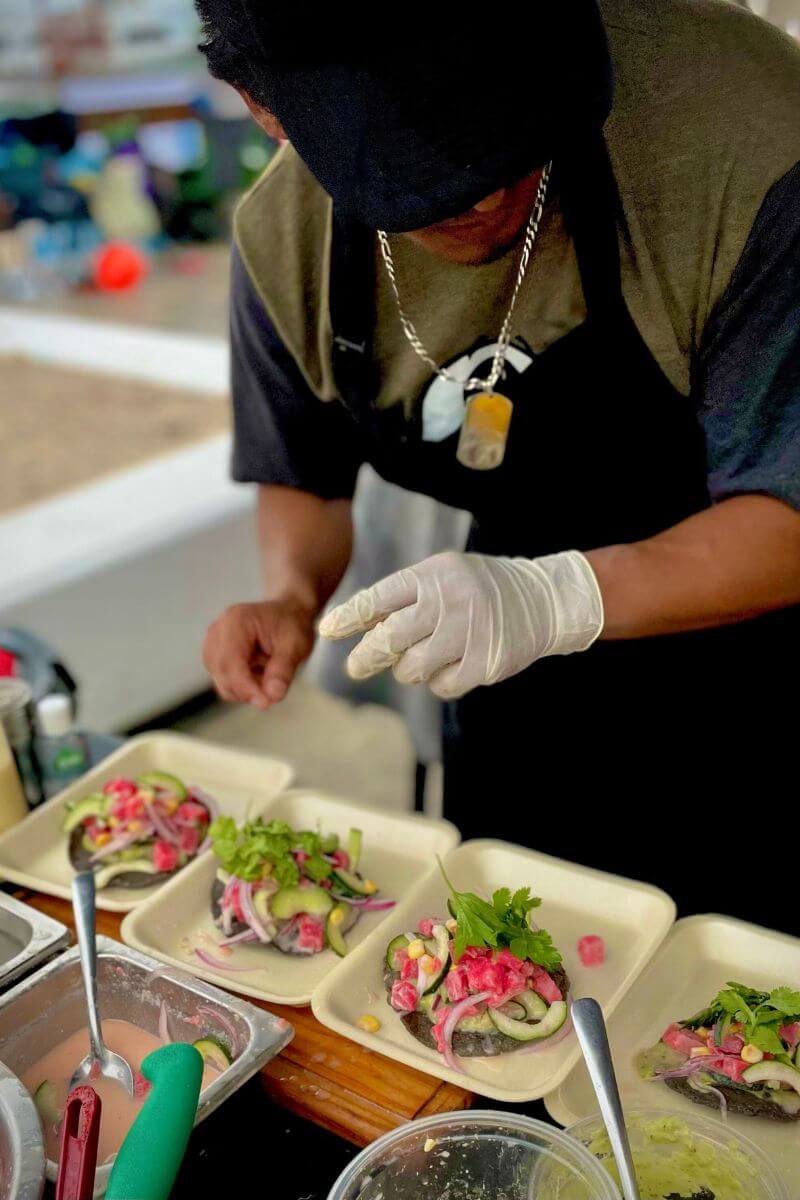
[14,888,473,1148]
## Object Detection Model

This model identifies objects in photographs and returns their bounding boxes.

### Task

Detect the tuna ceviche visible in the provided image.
[206,816,395,962]
[637,980,800,1121]
[64,771,213,889]
[384,864,569,1070]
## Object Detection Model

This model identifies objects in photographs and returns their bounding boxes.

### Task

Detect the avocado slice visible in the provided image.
[346,828,363,872]
[63,793,109,834]
[136,771,186,799]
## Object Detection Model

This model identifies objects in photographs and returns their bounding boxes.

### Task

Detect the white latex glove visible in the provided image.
[318,550,604,700]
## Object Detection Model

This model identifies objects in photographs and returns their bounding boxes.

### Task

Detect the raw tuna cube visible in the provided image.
[578,935,606,967]
[390,981,418,1012]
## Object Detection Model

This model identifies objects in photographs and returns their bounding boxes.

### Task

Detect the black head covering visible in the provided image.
[231,4,614,231]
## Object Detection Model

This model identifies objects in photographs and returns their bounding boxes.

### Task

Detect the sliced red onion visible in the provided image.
[330,895,396,911]
[439,990,493,1074]
[158,1000,171,1044]
[218,929,257,948]
[688,1071,728,1121]
[239,881,274,944]
[197,1004,240,1057]
[89,827,151,862]
[145,799,182,847]
[194,947,259,973]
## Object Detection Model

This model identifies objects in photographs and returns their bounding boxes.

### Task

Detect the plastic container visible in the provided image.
[327,1110,620,1200]
[567,1107,788,1200]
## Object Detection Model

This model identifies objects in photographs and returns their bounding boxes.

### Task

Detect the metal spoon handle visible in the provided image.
[72,871,105,1060]
[571,998,640,1200]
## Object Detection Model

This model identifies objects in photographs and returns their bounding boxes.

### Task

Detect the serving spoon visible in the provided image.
[68,871,134,1097]
[571,997,641,1200]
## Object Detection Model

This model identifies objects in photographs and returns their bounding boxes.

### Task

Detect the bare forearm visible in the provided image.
[258,484,353,614]
[586,494,800,639]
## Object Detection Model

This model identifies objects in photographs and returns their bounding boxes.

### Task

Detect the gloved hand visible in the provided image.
[318,549,604,700]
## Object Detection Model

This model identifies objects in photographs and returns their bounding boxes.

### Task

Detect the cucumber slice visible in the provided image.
[94,858,159,889]
[34,1080,59,1127]
[252,889,277,931]
[742,1062,800,1096]
[137,771,186,799]
[347,828,363,872]
[386,934,411,972]
[488,1000,568,1042]
[518,991,548,1021]
[331,868,370,897]
[422,925,450,994]
[326,902,352,956]
[192,1037,232,1072]
[270,884,334,920]
[63,793,108,833]
[499,1000,527,1021]
[320,832,339,855]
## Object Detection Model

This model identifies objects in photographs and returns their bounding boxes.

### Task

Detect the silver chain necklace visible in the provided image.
[377,161,552,397]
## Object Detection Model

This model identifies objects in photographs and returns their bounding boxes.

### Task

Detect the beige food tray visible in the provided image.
[0,732,293,911]
[312,838,676,1103]
[544,914,800,1197]
[121,787,460,1006]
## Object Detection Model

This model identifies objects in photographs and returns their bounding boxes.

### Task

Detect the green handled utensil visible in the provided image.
[106,1043,203,1200]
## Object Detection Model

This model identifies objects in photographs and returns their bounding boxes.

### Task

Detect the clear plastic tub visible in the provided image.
[567,1107,788,1200]
[327,1110,621,1199]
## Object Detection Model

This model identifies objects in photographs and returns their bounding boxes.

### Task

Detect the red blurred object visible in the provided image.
[93,242,148,292]
[56,1086,102,1200]
[0,648,16,677]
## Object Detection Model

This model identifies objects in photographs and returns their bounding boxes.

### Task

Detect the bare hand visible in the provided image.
[203,600,315,709]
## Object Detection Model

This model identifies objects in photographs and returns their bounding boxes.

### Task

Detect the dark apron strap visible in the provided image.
[559,134,625,321]
[329,210,377,420]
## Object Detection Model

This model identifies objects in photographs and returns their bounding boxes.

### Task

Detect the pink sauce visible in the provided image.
[22,1018,220,1164]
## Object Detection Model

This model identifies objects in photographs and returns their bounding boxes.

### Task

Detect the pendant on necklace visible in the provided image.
[456,391,513,470]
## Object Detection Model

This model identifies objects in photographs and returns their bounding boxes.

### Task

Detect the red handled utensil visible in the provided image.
[55,1085,102,1200]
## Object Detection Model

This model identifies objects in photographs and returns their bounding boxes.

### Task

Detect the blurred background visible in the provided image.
[1,0,798,818]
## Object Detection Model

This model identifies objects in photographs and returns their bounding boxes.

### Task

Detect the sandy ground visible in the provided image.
[1,355,228,514]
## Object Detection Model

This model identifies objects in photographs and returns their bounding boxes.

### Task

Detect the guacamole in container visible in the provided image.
[567,1108,787,1200]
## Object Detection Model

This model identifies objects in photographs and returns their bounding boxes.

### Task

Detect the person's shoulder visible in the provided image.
[603,0,800,171]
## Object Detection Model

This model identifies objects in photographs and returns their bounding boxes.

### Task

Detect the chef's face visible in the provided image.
[242,97,542,266]
[405,170,545,265]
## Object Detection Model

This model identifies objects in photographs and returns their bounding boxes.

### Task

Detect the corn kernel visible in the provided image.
[357,1015,381,1033]
[127,820,143,834]
[741,1043,764,1064]
[419,954,436,974]
[446,918,458,934]
[137,788,155,804]
[108,817,119,828]
[424,1138,438,1153]
[261,862,273,878]
[690,1047,712,1057]
[362,879,378,895]
[696,1027,710,1039]
[329,907,345,927]
[407,939,426,960]
[94,832,111,847]
[164,798,179,815]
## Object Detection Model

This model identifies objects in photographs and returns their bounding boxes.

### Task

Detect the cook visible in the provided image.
[199,2,800,930]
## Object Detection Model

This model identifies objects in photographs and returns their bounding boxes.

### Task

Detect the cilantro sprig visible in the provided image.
[682,981,800,1063]
[210,816,333,887]
[438,860,561,971]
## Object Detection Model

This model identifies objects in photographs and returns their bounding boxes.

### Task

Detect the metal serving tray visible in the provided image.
[0,936,294,1193]
[0,891,69,992]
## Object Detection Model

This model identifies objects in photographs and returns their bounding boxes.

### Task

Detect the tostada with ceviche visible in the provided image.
[205,815,395,963]
[384,864,570,1069]
[637,980,800,1121]
[63,772,214,889]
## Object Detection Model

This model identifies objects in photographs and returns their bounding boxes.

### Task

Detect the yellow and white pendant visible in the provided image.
[456,391,513,471]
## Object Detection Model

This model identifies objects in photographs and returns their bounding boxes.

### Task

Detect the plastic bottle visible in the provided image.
[0,723,28,833]
[36,694,88,798]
